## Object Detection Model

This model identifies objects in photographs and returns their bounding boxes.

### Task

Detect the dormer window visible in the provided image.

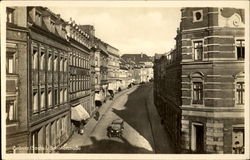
[50,20,55,33]
[7,8,14,24]
[193,10,203,22]
[35,11,42,26]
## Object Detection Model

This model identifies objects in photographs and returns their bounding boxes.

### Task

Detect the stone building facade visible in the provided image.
[6,7,29,153]
[154,7,245,153]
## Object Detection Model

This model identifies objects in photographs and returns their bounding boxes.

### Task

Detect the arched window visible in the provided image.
[190,72,204,105]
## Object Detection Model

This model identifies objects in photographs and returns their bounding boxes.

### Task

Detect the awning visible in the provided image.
[71,105,90,121]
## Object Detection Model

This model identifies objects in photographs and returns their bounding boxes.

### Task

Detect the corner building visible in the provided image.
[154,7,245,153]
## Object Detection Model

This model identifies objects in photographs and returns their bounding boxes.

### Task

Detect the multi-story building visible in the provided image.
[154,7,245,154]
[5,6,72,153]
[6,7,29,153]
[96,39,109,101]
[118,58,133,90]
[27,7,72,153]
[66,19,94,132]
[107,44,120,93]
[122,53,154,83]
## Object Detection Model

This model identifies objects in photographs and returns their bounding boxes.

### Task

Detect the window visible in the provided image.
[40,51,45,70]
[64,59,67,72]
[48,53,52,71]
[7,8,14,23]
[48,90,52,107]
[54,55,58,71]
[33,48,38,69]
[236,82,244,104]
[193,10,203,22]
[50,20,55,33]
[40,90,45,110]
[33,91,38,113]
[6,100,17,124]
[232,127,244,154]
[64,89,67,102]
[193,41,203,61]
[60,57,63,72]
[193,82,203,104]
[236,39,245,60]
[54,89,58,105]
[35,11,42,26]
[60,89,63,104]
[6,52,15,74]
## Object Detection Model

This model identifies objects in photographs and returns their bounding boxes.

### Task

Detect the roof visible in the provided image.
[121,54,152,65]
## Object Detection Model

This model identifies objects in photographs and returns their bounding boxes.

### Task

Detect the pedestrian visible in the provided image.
[94,111,100,121]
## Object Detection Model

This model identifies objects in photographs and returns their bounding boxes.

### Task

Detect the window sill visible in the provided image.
[6,122,19,127]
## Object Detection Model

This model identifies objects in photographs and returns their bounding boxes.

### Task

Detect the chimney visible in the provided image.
[141,52,143,58]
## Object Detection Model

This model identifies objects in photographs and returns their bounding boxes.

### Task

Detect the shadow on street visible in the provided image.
[58,136,153,153]
[112,84,157,152]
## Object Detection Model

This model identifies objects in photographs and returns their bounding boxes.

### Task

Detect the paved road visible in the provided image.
[60,83,175,153]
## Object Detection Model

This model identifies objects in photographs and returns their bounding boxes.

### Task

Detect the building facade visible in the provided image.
[121,53,154,83]
[6,7,29,153]
[107,44,120,93]
[27,7,72,153]
[154,7,245,153]
[66,19,94,132]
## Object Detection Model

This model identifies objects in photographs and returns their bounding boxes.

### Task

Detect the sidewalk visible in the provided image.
[63,86,136,148]
[145,83,176,153]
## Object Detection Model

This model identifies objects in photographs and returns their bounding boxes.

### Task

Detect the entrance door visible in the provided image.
[191,123,204,153]
[196,125,204,153]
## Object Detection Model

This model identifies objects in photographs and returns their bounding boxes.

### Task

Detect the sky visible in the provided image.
[49,7,181,56]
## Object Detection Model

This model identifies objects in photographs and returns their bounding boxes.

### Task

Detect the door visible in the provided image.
[196,125,204,153]
[191,123,204,153]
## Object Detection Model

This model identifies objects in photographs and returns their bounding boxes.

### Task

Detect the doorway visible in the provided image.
[191,123,204,153]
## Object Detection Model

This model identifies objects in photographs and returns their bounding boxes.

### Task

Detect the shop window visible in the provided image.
[7,8,14,24]
[193,40,203,61]
[236,82,244,105]
[33,91,38,113]
[33,47,38,70]
[6,100,17,124]
[193,10,203,22]
[236,39,245,60]
[31,131,38,153]
[6,52,15,74]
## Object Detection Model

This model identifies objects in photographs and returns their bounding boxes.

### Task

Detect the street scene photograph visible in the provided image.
[1,1,249,159]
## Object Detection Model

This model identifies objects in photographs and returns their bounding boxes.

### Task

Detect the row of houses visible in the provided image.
[5,6,153,153]
[154,7,245,154]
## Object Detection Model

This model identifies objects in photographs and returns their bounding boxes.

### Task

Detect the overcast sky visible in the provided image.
[49,7,181,56]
